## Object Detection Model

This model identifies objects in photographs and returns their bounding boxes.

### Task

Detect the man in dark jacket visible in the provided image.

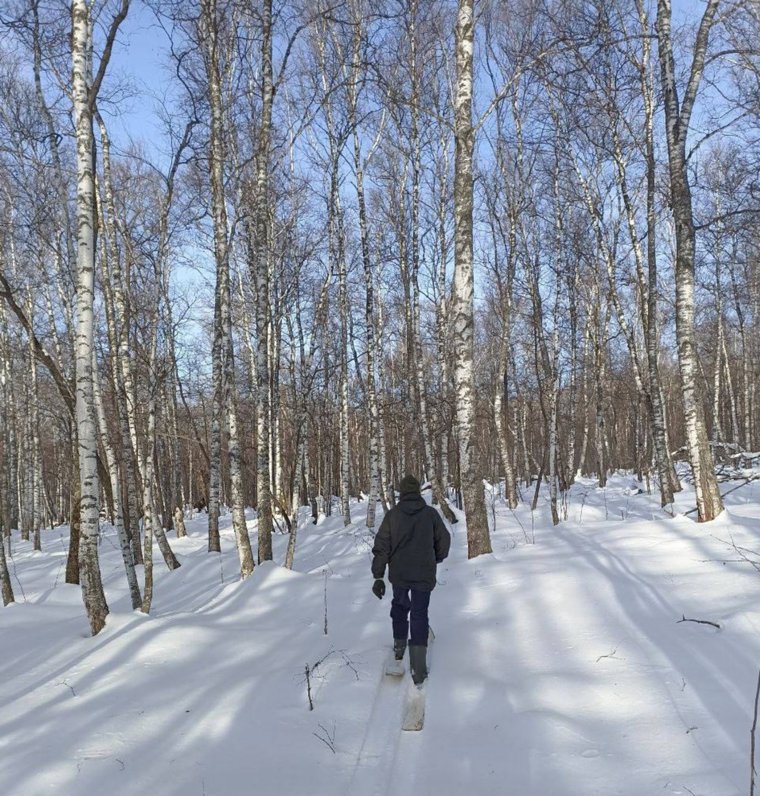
[371,474,451,684]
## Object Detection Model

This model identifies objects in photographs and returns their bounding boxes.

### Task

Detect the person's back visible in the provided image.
[374,491,447,591]
[371,475,451,684]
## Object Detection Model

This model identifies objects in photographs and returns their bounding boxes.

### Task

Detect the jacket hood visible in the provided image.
[397,492,426,515]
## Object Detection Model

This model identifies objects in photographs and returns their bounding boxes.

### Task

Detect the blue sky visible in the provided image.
[105,0,708,150]
[105,3,176,157]
[85,0,719,374]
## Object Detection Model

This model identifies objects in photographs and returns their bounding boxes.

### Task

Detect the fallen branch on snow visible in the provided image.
[727,538,760,574]
[313,721,336,753]
[684,475,760,515]
[595,647,622,663]
[677,614,721,630]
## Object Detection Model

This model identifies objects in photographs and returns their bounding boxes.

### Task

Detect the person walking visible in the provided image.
[371,474,451,684]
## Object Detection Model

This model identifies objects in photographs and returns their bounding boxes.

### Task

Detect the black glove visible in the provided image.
[372,579,385,599]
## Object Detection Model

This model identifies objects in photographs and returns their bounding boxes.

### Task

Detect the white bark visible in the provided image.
[25,291,42,549]
[318,18,351,528]
[92,346,141,609]
[346,11,381,528]
[337,189,351,528]
[95,116,142,564]
[201,0,254,576]
[406,2,456,524]
[252,0,275,561]
[0,528,12,605]
[72,0,112,635]
[0,307,14,605]
[656,0,723,521]
[140,395,157,614]
[453,0,491,556]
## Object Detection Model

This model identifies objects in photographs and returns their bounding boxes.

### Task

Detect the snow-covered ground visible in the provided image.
[2,473,759,796]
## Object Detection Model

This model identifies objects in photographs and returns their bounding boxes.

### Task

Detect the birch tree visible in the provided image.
[405,0,457,523]
[452,0,491,556]
[345,0,383,528]
[200,0,254,577]
[656,0,723,521]
[71,0,130,635]
[251,0,275,561]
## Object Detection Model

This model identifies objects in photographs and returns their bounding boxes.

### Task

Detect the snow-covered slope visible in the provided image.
[1,475,759,795]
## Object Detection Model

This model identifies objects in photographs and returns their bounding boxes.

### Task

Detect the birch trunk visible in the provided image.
[722,329,740,445]
[729,262,752,448]
[201,0,223,554]
[72,0,114,635]
[643,99,681,503]
[208,295,222,549]
[0,528,12,605]
[338,209,351,527]
[142,318,180,613]
[549,137,564,524]
[92,347,141,609]
[565,265,578,488]
[347,15,381,528]
[140,391,157,614]
[66,434,80,584]
[592,301,611,488]
[610,126,679,506]
[0,308,14,539]
[252,0,274,561]
[26,292,42,550]
[201,0,254,575]
[284,435,304,570]
[376,282,393,510]
[525,242,559,522]
[174,506,187,538]
[577,321,592,477]
[97,47,179,575]
[95,116,142,564]
[160,268,184,526]
[493,330,518,509]
[656,0,723,521]
[453,0,491,556]
[712,244,725,447]
[548,367,560,526]
[270,308,283,511]
[318,22,351,527]
[407,4,456,523]
[434,130,453,504]
[0,314,13,596]
[639,0,682,500]
[413,290,456,522]
[225,329,254,576]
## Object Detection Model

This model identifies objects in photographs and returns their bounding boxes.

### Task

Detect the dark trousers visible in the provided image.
[391,586,431,646]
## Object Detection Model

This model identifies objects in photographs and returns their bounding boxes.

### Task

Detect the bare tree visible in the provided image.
[452,0,491,556]
[656,0,723,521]
[71,0,130,635]
[200,0,254,577]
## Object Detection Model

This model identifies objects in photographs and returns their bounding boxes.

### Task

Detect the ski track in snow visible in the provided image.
[1,472,760,795]
[344,659,405,796]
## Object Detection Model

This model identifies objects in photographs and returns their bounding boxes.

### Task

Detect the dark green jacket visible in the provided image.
[371,493,451,591]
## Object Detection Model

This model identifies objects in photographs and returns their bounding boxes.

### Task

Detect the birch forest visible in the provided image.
[1,0,759,634]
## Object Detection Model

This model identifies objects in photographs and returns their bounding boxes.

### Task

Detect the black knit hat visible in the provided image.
[399,474,421,495]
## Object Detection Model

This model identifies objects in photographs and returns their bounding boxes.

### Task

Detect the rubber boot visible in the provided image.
[409,644,427,685]
[394,638,407,661]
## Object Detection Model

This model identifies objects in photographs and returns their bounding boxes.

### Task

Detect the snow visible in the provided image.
[2,474,760,795]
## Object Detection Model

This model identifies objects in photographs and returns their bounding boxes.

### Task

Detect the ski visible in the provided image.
[385,656,404,677]
[401,682,425,731]
[401,627,434,731]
